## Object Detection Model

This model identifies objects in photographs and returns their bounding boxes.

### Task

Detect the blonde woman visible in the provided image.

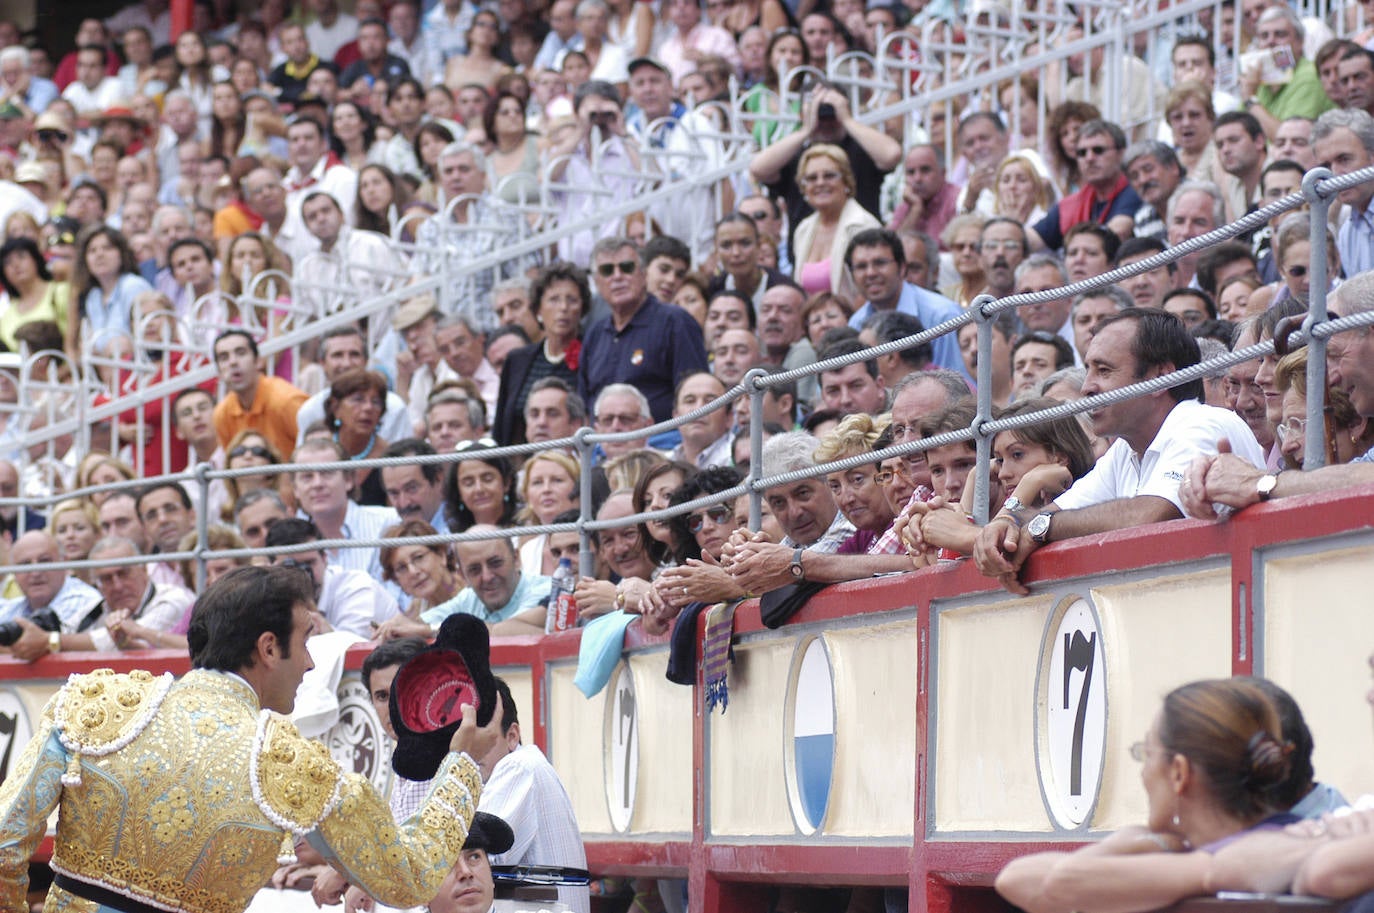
[993,153,1052,226]
[48,499,101,583]
[517,451,581,575]
[791,144,880,302]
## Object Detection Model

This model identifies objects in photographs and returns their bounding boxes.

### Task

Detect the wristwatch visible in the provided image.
[47,631,60,654]
[1256,473,1278,502]
[789,547,806,580]
[1027,511,1054,545]
[1001,495,1026,515]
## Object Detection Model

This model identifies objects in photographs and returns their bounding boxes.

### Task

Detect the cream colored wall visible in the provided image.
[493,665,533,740]
[934,593,1056,833]
[1263,544,1374,802]
[824,620,917,838]
[547,662,614,835]
[624,652,693,834]
[709,639,797,836]
[932,567,1232,834]
[1088,568,1233,829]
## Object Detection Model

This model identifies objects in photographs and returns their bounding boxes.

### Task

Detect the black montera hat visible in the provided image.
[389,613,498,781]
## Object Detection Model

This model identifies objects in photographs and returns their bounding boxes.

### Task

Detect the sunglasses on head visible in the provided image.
[597,259,638,277]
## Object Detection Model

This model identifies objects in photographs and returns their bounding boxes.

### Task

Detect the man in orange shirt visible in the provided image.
[211,328,307,457]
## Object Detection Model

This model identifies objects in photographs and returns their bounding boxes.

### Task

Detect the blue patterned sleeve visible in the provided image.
[0,707,67,910]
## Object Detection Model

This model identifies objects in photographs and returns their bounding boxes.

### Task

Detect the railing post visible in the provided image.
[575,427,595,578]
[194,460,210,593]
[1301,167,1334,471]
[971,294,997,525]
[744,367,768,531]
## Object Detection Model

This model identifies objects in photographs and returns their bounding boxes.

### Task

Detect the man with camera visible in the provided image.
[749,83,902,254]
[0,531,105,660]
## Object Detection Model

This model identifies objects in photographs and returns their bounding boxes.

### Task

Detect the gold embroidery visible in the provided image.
[253,712,345,833]
[55,669,172,757]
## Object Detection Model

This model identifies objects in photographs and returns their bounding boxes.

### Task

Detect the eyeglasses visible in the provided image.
[342,392,385,409]
[596,259,638,277]
[687,504,734,533]
[951,241,980,252]
[230,444,273,460]
[980,240,1023,253]
[741,209,770,222]
[1075,144,1111,159]
[850,257,894,273]
[1128,741,1148,762]
[801,170,843,186]
[595,412,644,428]
[454,437,499,451]
[1276,416,1308,442]
[390,550,439,575]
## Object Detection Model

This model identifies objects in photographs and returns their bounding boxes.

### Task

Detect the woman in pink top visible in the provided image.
[790,143,879,301]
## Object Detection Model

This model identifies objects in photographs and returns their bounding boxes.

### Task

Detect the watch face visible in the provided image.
[1029,514,1051,540]
[790,563,804,578]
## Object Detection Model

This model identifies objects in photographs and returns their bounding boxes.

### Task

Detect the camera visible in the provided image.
[589,111,616,128]
[0,622,21,647]
[817,103,836,121]
[0,608,58,647]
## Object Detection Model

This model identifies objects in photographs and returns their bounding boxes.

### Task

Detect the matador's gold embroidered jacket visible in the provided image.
[0,668,484,913]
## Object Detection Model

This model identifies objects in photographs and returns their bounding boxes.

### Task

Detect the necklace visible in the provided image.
[336,428,377,461]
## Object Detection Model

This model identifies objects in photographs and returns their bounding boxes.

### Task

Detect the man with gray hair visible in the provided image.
[88,536,194,651]
[436,310,500,419]
[1313,107,1374,276]
[1013,255,1076,355]
[1069,285,1132,361]
[0,530,105,660]
[898,229,940,291]
[1165,180,1225,288]
[1238,4,1333,135]
[1124,140,1184,241]
[416,142,538,314]
[591,382,655,460]
[719,431,862,595]
[579,235,709,422]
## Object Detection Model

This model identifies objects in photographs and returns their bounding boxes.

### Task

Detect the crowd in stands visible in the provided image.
[0,0,1365,648]
[0,0,1372,909]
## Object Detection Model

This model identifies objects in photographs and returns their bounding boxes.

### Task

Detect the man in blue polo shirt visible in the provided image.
[845,228,970,382]
[1028,120,1141,253]
[578,236,709,423]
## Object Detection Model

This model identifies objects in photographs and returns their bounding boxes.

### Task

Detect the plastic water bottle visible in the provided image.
[546,557,577,633]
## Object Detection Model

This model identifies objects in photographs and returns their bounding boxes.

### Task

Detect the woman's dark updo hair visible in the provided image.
[667,465,742,564]
[1158,678,1293,823]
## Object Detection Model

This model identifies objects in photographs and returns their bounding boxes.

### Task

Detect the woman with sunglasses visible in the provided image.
[221,430,294,520]
[996,678,1298,913]
[493,262,590,445]
[324,369,391,506]
[640,465,750,635]
[1270,212,1340,309]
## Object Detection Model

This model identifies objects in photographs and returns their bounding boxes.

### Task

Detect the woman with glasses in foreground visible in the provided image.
[996,678,1299,913]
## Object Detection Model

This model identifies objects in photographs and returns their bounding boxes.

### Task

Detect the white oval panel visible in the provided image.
[1036,596,1107,830]
[604,663,639,833]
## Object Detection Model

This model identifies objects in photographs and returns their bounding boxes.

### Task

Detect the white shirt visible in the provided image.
[0,575,103,631]
[293,227,404,315]
[285,156,359,225]
[481,744,589,913]
[89,581,194,652]
[1056,398,1265,515]
[61,77,124,115]
[318,564,399,637]
[305,500,400,583]
[305,14,359,63]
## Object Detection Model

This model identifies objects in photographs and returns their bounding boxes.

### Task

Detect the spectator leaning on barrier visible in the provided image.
[1182,272,1374,515]
[975,308,1265,595]
[0,530,105,660]
[88,535,194,651]
[420,526,550,636]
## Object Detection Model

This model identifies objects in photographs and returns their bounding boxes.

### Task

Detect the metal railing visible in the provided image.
[3,165,1372,591]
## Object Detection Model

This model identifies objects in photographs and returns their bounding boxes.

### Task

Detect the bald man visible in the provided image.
[0,531,105,661]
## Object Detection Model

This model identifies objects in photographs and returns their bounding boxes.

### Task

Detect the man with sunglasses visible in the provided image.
[578,235,708,424]
[1028,120,1141,254]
